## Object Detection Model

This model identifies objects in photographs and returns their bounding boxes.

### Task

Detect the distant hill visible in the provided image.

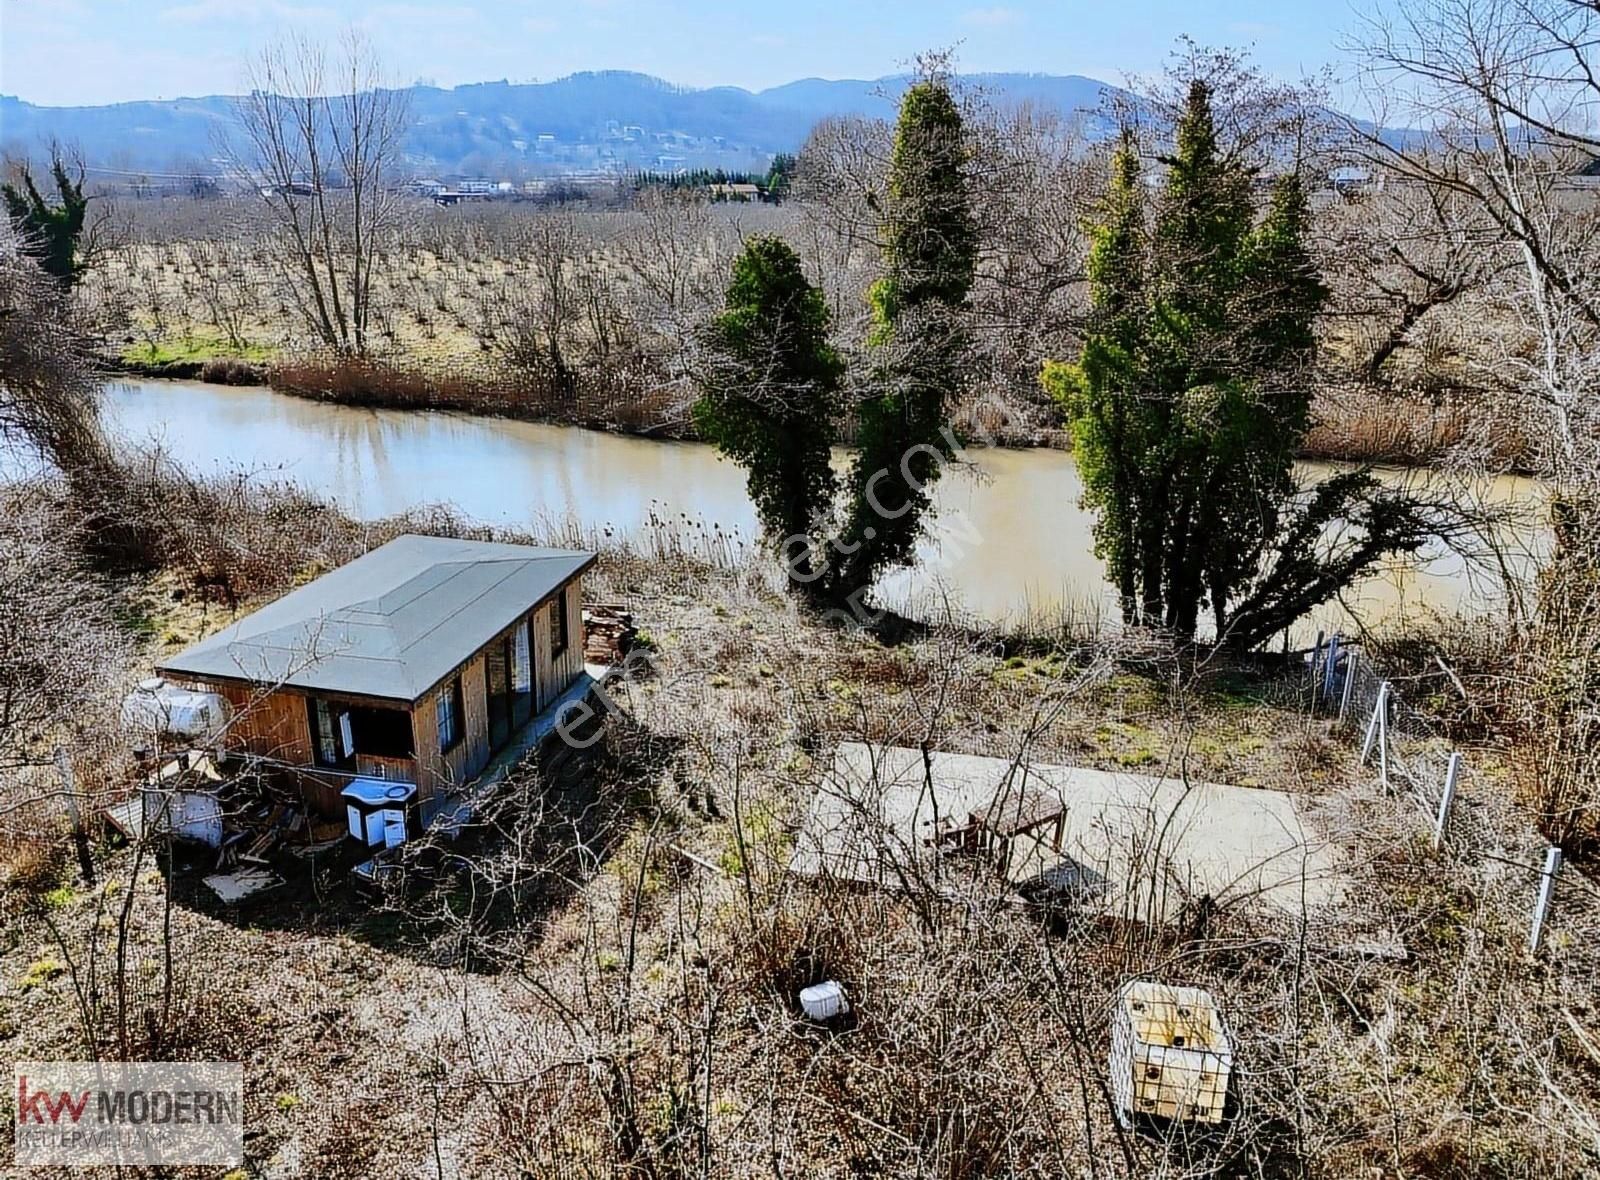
[0,70,1131,178]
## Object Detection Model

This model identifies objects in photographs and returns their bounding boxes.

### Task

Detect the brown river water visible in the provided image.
[39,380,1550,642]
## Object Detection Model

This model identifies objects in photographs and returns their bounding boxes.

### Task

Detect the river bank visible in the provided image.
[102,345,1523,467]
[3,468,1588,1178]
[60,377,1548,645]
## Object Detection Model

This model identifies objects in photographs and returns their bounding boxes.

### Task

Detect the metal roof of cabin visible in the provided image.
[156,535,595,704]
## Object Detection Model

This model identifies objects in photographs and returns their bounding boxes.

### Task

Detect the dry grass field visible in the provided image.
[2,477,1594,1178]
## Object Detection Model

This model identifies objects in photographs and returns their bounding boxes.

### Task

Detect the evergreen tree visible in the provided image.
[1044,80,1430,647]
[2,155,89,288]
[823,75,977,609]
[694,237,843,580]
[765,153,797,200]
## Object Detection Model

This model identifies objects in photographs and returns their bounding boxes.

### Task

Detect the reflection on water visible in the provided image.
[55,380,1552,639]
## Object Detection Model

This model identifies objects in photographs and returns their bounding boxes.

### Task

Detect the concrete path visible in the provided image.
[792,743,1350,923]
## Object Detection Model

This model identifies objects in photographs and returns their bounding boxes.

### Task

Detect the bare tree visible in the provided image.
[497,212,588,402]
[229,30,410,357]
[1350,0,1600,477]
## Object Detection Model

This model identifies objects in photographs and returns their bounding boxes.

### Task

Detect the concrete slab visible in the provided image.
[202,866,283,904]
[792,743,1351,923]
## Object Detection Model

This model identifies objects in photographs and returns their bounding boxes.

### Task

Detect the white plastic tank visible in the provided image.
[121,678,231,741]
[799,980,850,1021]
[1110,980,1233,1127]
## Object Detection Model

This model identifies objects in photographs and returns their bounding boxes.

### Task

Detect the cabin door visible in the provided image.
[485,621,533,753]
[485,640,512,752]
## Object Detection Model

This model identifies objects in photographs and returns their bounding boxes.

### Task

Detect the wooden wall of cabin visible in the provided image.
[208,682,349,815]
[534,578,585,711]
[411,573,585,800]
[411,648,491,803]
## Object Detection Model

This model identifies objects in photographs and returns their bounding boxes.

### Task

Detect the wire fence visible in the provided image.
[1307,632,1567,955]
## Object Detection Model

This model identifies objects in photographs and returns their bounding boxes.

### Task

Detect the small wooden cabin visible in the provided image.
[156,535,595,818]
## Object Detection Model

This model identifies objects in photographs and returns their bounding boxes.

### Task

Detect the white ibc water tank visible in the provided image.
[121,677,231,741]
[799,980,850,1022]
[1110,980,1232,1127]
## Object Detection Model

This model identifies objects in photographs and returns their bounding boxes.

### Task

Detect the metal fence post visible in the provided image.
[1530,846,1563,955]
[1322,634,1341,710]
[1360,680,1390,767]
[1309,629,1326,712]
[1433,752,1461,850]
[1338,651,1359,724]
[1378,691,1390,790]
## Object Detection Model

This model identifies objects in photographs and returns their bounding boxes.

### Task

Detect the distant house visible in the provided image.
[708,182,763,202]
[1329,166,1379,196]
[156,535,595,822]
[259,181,319,199]
[457,178,496,194]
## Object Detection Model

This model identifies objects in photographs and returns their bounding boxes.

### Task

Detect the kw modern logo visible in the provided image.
[13,1062,243,1167]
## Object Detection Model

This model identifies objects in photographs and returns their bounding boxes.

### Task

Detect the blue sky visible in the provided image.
[2,0,1379,107]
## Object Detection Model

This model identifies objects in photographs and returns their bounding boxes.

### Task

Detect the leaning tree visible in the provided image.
[1044,73,1440,648]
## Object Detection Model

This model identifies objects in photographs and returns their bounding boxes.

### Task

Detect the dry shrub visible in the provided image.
[270,355,506,411]
[197,356,264,385]
[0,830,67,898]
[721,881,870,1006]
[270,352,691,436]
[1519,495,1600,852]
[1366,502,1600,855]
[0,483,133,781]
[1302,385,1533,468]
[1365,615,1524,741]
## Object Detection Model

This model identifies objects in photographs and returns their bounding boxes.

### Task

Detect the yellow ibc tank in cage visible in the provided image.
[1110,980,1232,1127]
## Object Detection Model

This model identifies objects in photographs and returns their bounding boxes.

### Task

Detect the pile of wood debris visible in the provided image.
[583,603,637,666]
[102,751,349,902]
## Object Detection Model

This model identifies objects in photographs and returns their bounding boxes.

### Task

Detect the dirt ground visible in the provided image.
[3,536,1597,1178]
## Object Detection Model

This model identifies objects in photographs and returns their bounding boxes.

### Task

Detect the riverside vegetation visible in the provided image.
[4,6,1600,1177]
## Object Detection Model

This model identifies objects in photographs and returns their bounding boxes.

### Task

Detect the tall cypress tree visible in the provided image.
[694,237,843,580]
[824,76,977,610]
[1045,80,1426,648]
[1051,134,1148,619]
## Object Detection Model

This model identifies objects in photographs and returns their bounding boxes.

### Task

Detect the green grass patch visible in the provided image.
[1092,721,1166,767]
[18,957,65,992]
[122,334,275,366]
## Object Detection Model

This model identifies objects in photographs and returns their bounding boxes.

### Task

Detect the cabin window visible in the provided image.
[550,588,569,657]
[309,699,414,768]
[308,698,347,768]
[436,677,464,753]
[511,620,531,693]
[349,707,415,759]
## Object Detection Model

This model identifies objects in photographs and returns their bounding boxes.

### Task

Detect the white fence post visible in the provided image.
[1378,692,1390,790]
[1338,651,1359,724]
[1432,752,1461,850]
[1530,846,1563,955]
[1360,680,1391,776]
